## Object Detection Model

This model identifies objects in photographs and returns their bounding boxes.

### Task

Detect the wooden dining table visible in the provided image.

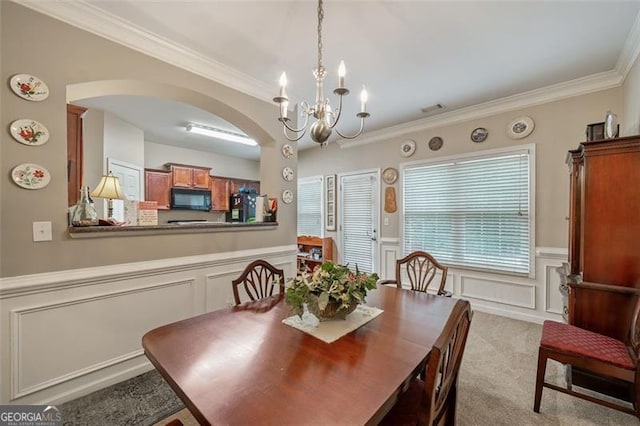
[142,285,458,425]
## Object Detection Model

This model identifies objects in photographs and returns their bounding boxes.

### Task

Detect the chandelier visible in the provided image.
[273,0,370,145]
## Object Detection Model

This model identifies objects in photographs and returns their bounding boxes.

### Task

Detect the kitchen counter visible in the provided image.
[68,221,278,238]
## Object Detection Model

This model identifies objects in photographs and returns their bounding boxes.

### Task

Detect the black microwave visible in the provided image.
[171,188,211,211]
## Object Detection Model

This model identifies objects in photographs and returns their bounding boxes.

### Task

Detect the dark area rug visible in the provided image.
[62,370,184,426]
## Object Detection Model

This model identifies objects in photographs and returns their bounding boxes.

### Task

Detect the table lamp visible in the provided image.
[91,172,126,218]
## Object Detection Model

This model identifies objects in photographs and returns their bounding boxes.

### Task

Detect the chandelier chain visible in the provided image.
[274,0,369,144]
[317,0,324,70]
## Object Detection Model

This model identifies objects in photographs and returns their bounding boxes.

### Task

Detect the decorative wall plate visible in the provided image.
[428,136,443,151]
[10,74,49,101]
[400,139,416,157]
[470,127,488,143]
[382,167,398,184]
[282,189,293,204]
[282,143,293,159]
[282,166,294,181]
[11,163,51,189]
[507,116,534,140]
[10,119,50,146]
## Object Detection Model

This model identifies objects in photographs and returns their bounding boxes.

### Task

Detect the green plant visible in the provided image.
[286,261,378,317]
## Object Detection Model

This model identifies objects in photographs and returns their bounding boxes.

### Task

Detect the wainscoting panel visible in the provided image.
[12,279,195,399]
[379,238,400,280]
[0,245,297,405]
[376,241,567,324]
[460,276,535,309]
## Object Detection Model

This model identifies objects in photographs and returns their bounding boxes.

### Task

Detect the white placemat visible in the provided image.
[282,305,384,343]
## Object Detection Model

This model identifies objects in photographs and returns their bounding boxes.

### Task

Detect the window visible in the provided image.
[297,176,323,236]
[402,146,534,276]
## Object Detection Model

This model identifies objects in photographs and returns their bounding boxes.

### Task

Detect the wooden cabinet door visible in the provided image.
[67,104,87,206]
[248,181,260,193]
[145,169,172,210]
[192,168,211,189]
[211,177,230,211]
[170,165,193,187]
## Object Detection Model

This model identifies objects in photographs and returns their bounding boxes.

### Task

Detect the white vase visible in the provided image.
[605,110,618,139]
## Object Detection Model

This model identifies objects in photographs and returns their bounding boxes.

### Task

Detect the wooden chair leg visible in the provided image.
[445,381,457,426]
[534,347,548,413]
[565,364,573,391]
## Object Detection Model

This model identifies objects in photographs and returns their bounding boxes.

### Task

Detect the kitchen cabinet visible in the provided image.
[211,177,230,211]
[297,236,332,273]
[145,169,172,210]
[166,163,211,189]
[210,177,260,212]
[229,178,260,194]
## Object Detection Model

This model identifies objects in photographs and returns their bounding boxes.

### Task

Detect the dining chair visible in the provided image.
[232,259,285,305]
[380,299,473,426]
[378,250,452,296]
[533,280,640,419]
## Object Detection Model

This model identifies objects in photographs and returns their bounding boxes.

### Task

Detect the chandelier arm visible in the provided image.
[283,125,308,142]
[280,111,311,134]
[328,93,345,129]
[334,116,367,140]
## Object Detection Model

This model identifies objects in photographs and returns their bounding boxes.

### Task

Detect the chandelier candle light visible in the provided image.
[273,0,370,145]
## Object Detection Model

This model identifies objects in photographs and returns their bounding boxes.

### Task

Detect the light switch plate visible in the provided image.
[384,217,389,226]
[33,221,52,242]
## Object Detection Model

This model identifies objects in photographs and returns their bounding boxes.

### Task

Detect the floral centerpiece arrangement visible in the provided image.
[285,261,378,321]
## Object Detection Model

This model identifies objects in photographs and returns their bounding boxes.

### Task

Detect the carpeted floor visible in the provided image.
[61,370,183,426]
[63,311,638,425]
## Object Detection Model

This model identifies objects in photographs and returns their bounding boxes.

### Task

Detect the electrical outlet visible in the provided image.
[33,221,52,242]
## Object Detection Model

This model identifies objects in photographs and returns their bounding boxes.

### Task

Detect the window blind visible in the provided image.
[297,176,323,237]
[341,174,375,273]
[403,149,532,276]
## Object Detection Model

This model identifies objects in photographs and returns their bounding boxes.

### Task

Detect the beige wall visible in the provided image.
[0,3,295,277]
[622,53,640,136]
[299,88,622,253]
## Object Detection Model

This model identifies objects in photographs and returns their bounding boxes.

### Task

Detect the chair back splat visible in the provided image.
[232,260,284,305]
[397,251,448,295]
[381,299,473,426]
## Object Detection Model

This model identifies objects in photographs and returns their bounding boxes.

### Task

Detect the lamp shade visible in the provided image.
[91,173,126,200]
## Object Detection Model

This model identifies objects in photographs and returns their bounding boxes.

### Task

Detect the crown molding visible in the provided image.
[12,0,275,104]
[13,0,637,145]
[338,70,623,149]
[616,10,640,78]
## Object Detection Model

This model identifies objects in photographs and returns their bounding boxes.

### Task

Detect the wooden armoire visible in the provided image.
[565,135,640,396]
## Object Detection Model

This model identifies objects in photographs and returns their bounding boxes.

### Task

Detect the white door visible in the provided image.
[339,170,379,274]
[107,158,143,221]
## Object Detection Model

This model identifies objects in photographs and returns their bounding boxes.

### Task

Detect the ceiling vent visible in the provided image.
[421,103,445,115]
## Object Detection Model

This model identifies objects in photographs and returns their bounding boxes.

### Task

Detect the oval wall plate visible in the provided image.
[10,74,49,101]
[282,189,293,204]
[507,116,534,140]
[282,166,294,181]
[11,163,51,189]
[10,119,50,146]
[400,139,416,157]
[428,136,443,151]
[470,128,488,143]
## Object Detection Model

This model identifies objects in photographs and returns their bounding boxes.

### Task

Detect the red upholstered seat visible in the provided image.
[541,320,634,370]
[534,281,640,419]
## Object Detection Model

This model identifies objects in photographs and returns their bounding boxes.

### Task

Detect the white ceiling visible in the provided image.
[25,0,640,156]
